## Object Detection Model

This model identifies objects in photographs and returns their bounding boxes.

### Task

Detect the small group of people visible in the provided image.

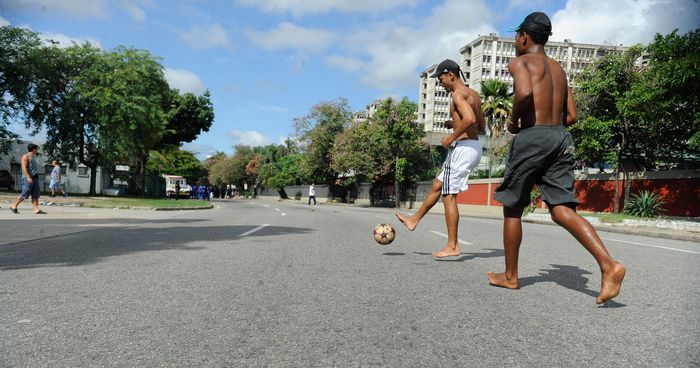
[190,184,211,201]
[395,12,625,304]
[8,143,66,215]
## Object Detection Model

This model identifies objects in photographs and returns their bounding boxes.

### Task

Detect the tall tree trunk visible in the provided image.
[89,165,97,195]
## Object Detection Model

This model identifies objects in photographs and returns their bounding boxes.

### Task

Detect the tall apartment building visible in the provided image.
[352,99,386,123]
[418,33,626,147]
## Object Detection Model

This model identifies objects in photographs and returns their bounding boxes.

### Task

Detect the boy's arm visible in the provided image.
[564,85,578,127]
[441,92,476,148]
[508,58,532,134]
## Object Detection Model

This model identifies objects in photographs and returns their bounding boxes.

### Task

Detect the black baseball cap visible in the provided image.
[430,59,460,78]
[509,12,552,36]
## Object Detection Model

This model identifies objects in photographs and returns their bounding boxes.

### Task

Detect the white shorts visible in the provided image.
[437,139,482,195]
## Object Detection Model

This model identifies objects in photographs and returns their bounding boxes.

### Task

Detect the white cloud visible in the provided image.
[41,32,102,48]
[236,0,419,17]
[551,0,700,45]
[122,0,147,22]
[179,24,229,49]
[326,0,495,89]
[227,130,273,147]
[182,142,217,159]
[325,55,364,71]
[2,0,106,18]
[0,16,10,26]
[164,68,206,95]
[245,22,336,51]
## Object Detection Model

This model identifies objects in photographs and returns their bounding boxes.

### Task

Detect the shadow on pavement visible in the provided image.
[0,225,312,271]
[412,248,504,262]
[519,264,627,308]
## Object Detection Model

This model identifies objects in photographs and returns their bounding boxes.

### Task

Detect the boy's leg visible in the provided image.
[395,179,442,231]
[487,206,523,289]
[432,193,461,258]
[549,204,626,304]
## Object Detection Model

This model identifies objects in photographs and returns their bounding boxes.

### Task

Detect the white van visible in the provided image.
[163,175,191,198]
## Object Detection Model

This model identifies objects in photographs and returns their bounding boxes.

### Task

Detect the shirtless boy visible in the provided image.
[396,59,484,258]
[486,12,625,304]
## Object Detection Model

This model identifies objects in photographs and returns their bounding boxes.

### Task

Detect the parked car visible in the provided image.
[0,170,15,190]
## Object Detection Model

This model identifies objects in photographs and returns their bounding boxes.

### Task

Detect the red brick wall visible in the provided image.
[456,173,700,217]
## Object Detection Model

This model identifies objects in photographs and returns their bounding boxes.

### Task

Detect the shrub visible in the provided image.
[624,190,666,218]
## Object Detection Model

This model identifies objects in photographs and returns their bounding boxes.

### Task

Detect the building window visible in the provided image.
[78,167,89,176]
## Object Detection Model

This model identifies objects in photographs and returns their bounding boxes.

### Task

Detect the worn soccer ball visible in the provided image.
[373,223,396,245]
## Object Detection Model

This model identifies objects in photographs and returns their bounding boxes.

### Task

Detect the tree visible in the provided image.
[83,46,170,194]
[24,43,107,194]
[0,26,44,153]
[160,90,214,147]
[146,148,206,181]
[480,79,513,178]
[331,97,433,206]
[259,153,304,196]
[294,99,350,193]
[573,45,644,212]
[618,30,700,167]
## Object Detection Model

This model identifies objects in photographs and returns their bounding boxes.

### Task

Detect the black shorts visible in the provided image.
[494,125,580,209]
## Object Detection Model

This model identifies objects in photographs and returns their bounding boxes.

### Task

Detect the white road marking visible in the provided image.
[240,224,269,237]
[601,237,700,254]
[17,319,31,323]
[281,213,286,216]
[275,208,280,212]
[263,204,270,208]
[430,231,473,245]
[374,215,389,220]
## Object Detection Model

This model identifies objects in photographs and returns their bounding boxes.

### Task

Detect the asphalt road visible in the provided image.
[1,200,698,367]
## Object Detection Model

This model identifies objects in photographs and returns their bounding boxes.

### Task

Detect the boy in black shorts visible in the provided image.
[487,12,625,304]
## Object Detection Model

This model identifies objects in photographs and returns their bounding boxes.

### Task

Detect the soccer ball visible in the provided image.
[373,223,396,245]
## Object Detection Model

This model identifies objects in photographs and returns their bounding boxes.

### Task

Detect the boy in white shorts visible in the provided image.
[396,59,484,258]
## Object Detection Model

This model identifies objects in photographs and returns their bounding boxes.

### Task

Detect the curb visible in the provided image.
[522,218,700,243]
[154,204,214,211]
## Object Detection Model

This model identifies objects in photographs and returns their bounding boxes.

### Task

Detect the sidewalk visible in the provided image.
[258,196,700,243]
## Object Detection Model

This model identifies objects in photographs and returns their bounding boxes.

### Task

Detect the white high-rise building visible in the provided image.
[418,33,627,146]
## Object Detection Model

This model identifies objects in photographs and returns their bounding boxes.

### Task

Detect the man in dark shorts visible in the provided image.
[487,12,625,304]
[9,143,45,214]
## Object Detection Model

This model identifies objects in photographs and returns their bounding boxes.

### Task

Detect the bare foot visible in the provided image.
[486,272,519,289]
[395,212,417,231]
[596,263,626,304]
[432,245,460,258]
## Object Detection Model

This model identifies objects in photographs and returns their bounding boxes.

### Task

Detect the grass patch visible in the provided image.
[84,197,212,209]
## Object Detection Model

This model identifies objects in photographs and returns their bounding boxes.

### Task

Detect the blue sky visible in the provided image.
[2,0,698,158]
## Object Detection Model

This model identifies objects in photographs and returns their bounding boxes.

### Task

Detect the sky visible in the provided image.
[2,0,699,159]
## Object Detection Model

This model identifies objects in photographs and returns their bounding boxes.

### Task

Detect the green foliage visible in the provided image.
[567,117,615,170]
[480,79,513,177]
[623,190,666,218]
[294,99,351,184]
[523,186,541,215]
[0,26,43,153]
[161,90,214,147]
[260,154,304,190]
[146,148,206,181]
[330,98,433,192]
[574,29,700,170]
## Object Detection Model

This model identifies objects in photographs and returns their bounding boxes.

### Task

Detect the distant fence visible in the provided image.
[257,170,700,217]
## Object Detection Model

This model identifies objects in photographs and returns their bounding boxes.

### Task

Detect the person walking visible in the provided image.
[395,59,484,258]
[9,143,45,214]
[308,183,316,205]
[49,160,67,198]
[486,12,625,304]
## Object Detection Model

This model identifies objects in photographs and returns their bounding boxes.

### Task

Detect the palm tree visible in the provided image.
[480,79,513,178]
